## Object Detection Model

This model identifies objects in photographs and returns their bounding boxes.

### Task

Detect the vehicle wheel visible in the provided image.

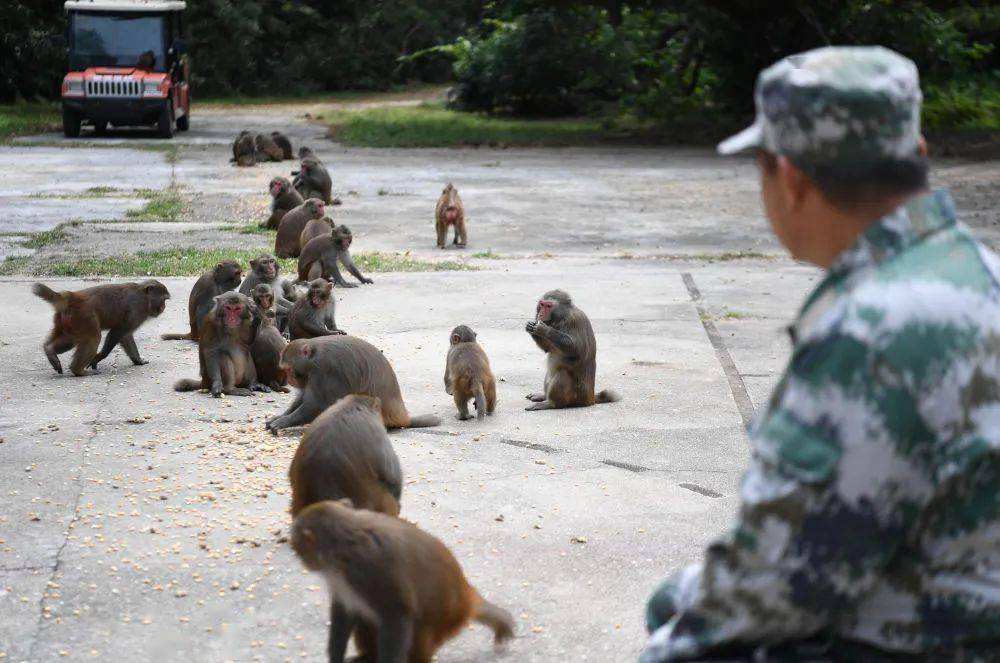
[62,107,81,138]
[93,121,109,136]
[176,110,189,132]
[157,102,174,139]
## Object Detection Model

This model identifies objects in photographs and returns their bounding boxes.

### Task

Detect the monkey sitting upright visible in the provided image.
[33,280,170,376]
[293,156,332,204]
[288,394,402,517]
[287,279,345,340]
[298,224,373,287]
[238,253,297,329]
[249,284,289,392]
[254,133,283,162]
[162,260,242,341]
[270,131,294,160]
[444,325,497,421]
[275,198,325,259]
[231,130,255,167]
[435,182,467,249]
[263,176,304,230]
[291,499,515,663]
[525,289,620,410]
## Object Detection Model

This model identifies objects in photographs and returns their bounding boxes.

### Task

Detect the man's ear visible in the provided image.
[917,135,928,157]
[777,155,811,212]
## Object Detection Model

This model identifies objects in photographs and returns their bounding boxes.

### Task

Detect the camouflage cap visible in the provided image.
[718,46,922,166]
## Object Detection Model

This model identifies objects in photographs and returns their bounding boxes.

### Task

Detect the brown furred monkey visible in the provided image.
[299,215,334,249]
[33,280,170,376]
[435,182,467,248]
[298,224,373,287]
[293,156,332,204]
[253,133,283,162]
[287,279,345,340]
[263,176,304,229]
[161,260,242,341]
[231,130,255,167]
[291,500,514,663]
[266,336,441,432]
[444,325,497,421]
[288,395,402,517]
[249,285,289,393]
[270,131,294,160]
[238,253,297,328]
[525,289,620,410]
[275,198,325,259]
[174,292,267,397]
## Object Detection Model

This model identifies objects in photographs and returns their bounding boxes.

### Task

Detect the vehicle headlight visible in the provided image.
[143,80,166,97]
[63,79,84,96]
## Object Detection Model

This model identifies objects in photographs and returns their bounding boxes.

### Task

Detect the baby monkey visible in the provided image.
[444,325,496,421]
[291,499,515,663]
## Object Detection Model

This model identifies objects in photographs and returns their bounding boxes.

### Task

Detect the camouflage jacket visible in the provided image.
[643,190,1000,660]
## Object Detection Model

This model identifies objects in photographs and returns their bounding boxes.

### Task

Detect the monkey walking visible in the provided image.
[264,176,304,229]
[298,224,374,287]
[266,336,441,433]
[444,325,497,421]
[33,280,170,376]
[435,182,467,249]
[525,289,620,410]
[275,198,326,259]
[162,260,242,341]
[174,292,267,397]
[288,395,402,517]
[291,500,515,663]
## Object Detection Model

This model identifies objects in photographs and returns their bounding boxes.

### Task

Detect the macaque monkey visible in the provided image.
[435,183,467,248]
[162,260,242,341]
[444,325,496,420]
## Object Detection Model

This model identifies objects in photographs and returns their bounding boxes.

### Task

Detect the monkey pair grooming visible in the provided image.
[264,177,304,230]
[288,279,345,340]
[435,183,467,249]
[174,292,269,397]
[298,224,374,287]
[289,394,401,517]
[231,131,293,167]
[275,198,326,259]
[249,284,289,392]
[266,336,441,432]
[33,280,170,376]
[525,289,620,410]
[444,325,496,420]
[162,260,243,341]
[291,500,514,663]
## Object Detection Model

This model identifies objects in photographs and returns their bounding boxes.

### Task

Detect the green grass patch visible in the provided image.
[21,226,70,249]
[0,103,61,142]
[320,102,638,148]
[0,248,477,277]
[219,224,274,235]
[199,84,443,108]
[125,189,185,221]
[472,249,504,259]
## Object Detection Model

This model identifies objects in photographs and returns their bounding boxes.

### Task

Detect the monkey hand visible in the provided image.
[252,382,271,393]
[211,383,223,398]
[526,320,548,336]
[361,277,374,284]
[333,329,347,335]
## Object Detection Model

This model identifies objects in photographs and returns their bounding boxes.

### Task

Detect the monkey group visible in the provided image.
[29,140,625,662]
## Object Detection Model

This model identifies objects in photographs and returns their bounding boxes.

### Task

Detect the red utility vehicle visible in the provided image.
[61,1,190,138]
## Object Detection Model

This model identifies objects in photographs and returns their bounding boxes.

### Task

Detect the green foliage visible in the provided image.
[0,102,60,141]
[923,79,1000,131]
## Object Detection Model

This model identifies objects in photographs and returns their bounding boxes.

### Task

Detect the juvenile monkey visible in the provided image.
[525,289,620,410]
[33,280,170,376]
[270,131,294,160]
[231,130,255,167]
[297,224,373,287]
[288,394,402,517]
[263,176,304,229]
[266,336,441,432]
[298,146,317,160]
[162,260,242,341]
[253,133,283,162]
[238,253,297,326]
[293,157,332,204]
[249,284,289,392]
[435,182,467,248]
[444,325,497,421]
[299,215,334,249]
[174,292,265,397]
[291,499,515,663]
[287,279,344,340]
[275,198,325,259]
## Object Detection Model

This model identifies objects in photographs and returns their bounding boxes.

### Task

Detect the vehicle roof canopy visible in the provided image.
[65,1,185,12]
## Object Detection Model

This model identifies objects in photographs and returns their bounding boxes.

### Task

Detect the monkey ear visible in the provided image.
[450,333,461,345]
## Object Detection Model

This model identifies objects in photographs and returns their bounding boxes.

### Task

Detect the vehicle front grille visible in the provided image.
[86,76,141,98]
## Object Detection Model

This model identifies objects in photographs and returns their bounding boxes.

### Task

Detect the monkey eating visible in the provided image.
[231,130,255,167]
[174,292,267,397]
[287,279,345,340]
[291,499,514,663]
[297,224,373,288]
[525,289,620,410]
[275,198,325,259]
[254,133,284,162]
[161,260,242,341]
[288,394,402,517]
[238,253,297,329]
[249,284,290,392]
[293,156,333,204]
[270,131,294,160]
[435,182,467,249]
[266,336,441,432]
[263,176,304,230]
[444,325,497,421]
[33,280,170,376]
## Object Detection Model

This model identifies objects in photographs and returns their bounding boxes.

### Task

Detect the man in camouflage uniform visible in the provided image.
[643,47,1000,661]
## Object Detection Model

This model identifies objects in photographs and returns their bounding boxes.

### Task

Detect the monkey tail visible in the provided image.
[473,597,515,645]
[173,378,202,392]
[32,283,69,311]
[473,381,487,421]
[406,413,441,428]
[596,389,621,404]
[161,332,194,340]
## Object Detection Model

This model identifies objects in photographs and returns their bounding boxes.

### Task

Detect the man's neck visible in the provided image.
[812,191,921,269]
